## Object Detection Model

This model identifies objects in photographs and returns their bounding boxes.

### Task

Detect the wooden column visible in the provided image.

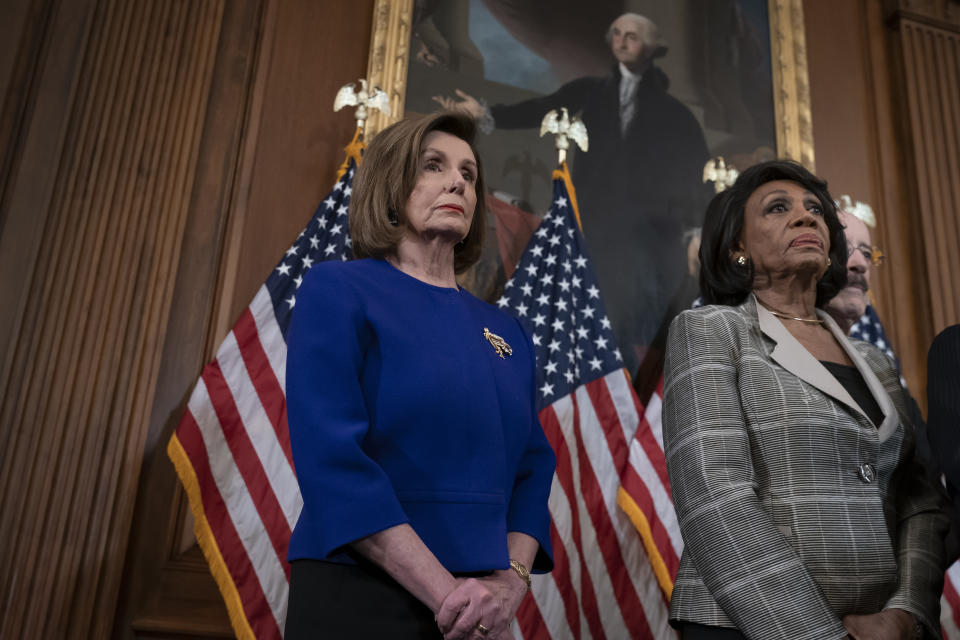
[1,0,375,635]
[0,0,226,636]
[894,4,960,333]
[113,0,375,636]
[805,0,960,404]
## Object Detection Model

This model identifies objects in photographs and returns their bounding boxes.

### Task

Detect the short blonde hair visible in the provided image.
[350,111,487,274]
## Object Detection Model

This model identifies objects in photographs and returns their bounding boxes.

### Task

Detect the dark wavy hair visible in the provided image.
[699,159,847,307]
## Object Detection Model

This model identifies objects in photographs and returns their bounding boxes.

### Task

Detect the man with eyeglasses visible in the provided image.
[824,198,884,335]
[827,196,959,567]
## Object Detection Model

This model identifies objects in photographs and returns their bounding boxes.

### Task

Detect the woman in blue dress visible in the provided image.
[284,111,555,639]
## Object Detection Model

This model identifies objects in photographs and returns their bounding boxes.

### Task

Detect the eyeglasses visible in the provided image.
[847,242,886,267]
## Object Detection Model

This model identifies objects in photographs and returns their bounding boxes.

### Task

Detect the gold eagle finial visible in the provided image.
[540,107,589,165]
[333,78,391,133]
[702,156,739,193]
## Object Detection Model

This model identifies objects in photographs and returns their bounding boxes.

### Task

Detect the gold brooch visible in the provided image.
[483,328,512,359]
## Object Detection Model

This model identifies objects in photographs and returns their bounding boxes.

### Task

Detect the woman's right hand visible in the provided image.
[431,89,484,120]
[436,578,498,639]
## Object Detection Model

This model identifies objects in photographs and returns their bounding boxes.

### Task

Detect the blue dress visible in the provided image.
[285,258,555,573]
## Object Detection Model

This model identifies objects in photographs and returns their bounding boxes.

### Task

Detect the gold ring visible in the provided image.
[476,623,490,635]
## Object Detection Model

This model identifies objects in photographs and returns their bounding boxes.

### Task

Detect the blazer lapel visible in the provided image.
[752,295,866,419]
[818,312,899,442]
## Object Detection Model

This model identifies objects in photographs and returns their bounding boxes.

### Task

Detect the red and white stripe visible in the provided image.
[175,283,298,638]
[516,369,677,639]
[942,563,960,639]
[619,380,682,595]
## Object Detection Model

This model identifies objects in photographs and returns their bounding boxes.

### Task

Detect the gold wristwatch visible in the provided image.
[509,559,531,589]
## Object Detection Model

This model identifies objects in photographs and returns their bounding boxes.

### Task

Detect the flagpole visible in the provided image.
[551,162,583,233]
[335,126,365,181]
[333,77,389,181]
[540,108,588,232]
[499,149,678,637]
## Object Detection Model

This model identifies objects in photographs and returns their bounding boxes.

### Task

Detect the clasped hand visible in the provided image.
[843,609,918,640]
[435,572,527,639]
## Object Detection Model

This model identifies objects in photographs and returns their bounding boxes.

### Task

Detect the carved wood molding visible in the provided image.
[896,19,960,330]
[0,1,226,636]
[770,0,816,170]
[364,0,413,137]
[365,0,815,168]
[889,0,960,30]
[116,0,376,636]
[114,1,271,637]
[841,0,935,402]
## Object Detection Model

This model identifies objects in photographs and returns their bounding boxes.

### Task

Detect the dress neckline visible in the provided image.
[378,258,462,293]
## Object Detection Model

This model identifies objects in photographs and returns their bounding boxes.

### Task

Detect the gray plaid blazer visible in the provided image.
[663,295,949,640]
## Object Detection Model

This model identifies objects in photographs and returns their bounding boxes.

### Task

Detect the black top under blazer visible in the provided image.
[663,295,950,640]
[928,324,960,518]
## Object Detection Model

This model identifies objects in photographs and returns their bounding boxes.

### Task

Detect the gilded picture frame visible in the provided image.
[361,0,815,386]
[363,0,813,170]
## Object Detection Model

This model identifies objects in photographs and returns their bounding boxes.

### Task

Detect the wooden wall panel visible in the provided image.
[224,1,378,328]
[0,0,226,636]
[855,0,939,403]
[0,0,953,636]
[114,0,375,637]
[805,0,960,404]
[0,0,97,390]
[1,0,376,635]
[113,0,272,633]
[900,19,960,331]
[0,0,54,225]
[804,0,927,397]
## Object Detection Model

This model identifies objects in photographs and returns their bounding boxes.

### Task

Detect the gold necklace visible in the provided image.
[756,298,823,324]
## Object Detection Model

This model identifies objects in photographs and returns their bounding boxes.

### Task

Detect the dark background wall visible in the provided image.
[0,0,372,636]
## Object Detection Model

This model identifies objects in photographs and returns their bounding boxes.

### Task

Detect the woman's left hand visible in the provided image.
[436,570,528,639]
[842,609,919,640]
[470,569,529,638]
[436,578,497,639]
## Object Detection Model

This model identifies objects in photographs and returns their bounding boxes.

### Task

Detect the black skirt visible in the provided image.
[285,558,443,639]
[680,622,748,639]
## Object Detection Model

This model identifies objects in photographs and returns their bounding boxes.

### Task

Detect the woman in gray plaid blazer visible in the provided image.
[663,161,950,640]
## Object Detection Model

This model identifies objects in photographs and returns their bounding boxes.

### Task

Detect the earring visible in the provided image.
[387,208,399,226]
[736,255,747,266]
[826,258,832,267]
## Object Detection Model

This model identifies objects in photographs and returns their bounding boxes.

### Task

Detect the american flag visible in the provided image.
[618,291,688,610]
[849,304,896,361]
[617,375,681,605]
[500,166,675,639]
[166,150,358,639]
[944,563,960,639]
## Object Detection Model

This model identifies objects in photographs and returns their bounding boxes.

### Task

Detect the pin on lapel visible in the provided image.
[483,328,512,359]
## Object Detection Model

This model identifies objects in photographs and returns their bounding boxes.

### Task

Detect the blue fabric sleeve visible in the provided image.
[505,319,556,572]
[285,266,408,558]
